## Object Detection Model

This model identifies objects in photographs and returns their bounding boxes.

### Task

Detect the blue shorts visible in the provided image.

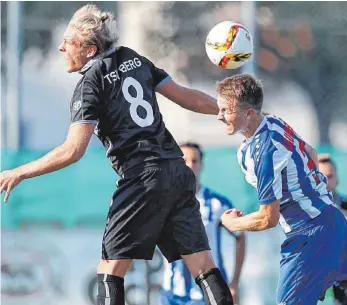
[277,205,347,305]
[159,289,205,305]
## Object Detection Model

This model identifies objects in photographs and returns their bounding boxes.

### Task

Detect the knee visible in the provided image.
[193,264,216,279]
[97,259,132,278]
[182,250,216,279]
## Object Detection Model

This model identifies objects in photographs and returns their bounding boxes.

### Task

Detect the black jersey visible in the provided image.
[69,46,183,176]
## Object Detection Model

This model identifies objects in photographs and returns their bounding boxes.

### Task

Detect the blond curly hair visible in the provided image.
[69,4,117,54]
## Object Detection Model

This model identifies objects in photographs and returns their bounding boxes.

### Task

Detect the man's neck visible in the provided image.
[242,113,264,139]
[79,47,116,74]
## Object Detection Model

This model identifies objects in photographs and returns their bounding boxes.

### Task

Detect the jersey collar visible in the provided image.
[79,47,116,75]
[244,115,267,144]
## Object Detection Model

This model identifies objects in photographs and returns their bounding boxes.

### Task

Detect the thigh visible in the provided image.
[157,162,210,262]
[277,229,342,305]
[102,168,174,260]
[158,193,210,263]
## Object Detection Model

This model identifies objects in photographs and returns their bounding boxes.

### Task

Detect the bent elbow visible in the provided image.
[267,220,278,229]
[72,150,85,163]
[264,215,279,229]
[66,146,85,164]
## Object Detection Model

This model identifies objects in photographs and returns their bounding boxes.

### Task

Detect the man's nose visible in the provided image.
[58,41,65,52]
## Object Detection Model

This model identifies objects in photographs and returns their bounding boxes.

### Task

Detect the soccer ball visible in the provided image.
[205,21,253,69]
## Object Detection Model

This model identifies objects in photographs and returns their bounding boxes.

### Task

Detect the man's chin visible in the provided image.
[226,127,235,135]
[66,64,80,73]
[66,68,78,73]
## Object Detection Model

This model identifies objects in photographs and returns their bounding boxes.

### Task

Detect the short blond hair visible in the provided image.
[217,74,263,111]
[69,4,117,54]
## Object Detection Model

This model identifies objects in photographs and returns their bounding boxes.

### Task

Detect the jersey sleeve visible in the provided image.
[254,137,291,204]
[70,65,103,126]
[142,56,172,90]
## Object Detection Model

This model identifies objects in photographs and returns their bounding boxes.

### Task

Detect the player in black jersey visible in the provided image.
[0,5,234,305]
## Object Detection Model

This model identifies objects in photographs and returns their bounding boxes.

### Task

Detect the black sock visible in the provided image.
[97,274,125,305]
[195,268,234,305]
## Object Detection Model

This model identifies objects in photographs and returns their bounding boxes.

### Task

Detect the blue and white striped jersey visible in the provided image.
[237,115,333,233]
[161,186,237,300]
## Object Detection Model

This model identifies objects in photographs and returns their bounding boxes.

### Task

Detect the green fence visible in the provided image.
[1,146,346,229]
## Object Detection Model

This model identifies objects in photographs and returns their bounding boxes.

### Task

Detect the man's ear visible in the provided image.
[246,108,254,119]
[87,45,97,58]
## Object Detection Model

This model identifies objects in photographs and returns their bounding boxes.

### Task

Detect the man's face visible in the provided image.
[217,95,249,135]
[181,146,202,181]
[59,25,91,73]
[319,162,338,192]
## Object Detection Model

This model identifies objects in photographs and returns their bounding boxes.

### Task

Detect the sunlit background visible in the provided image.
[1,2,347,305]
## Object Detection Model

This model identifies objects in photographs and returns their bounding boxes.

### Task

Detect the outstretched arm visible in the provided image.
[157,79,219,115]
[223,136,287,232]
[228,232,246,303]
[232,233,246,284]
[0,124,95,202]
[221,201,280,232]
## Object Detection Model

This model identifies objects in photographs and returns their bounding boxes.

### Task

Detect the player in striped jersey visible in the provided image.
[160,142,246,305]
[215,74,347,305]
[318,154,347,304]
[318,154,347,218]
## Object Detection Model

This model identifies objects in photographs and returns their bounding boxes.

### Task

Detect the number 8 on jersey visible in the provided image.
[122,77,154,127]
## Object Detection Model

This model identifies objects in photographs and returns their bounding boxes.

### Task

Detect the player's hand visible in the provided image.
[223,208,243,217]
[229,281,240,304]
[221,209,243,231]
[0,169,23,203]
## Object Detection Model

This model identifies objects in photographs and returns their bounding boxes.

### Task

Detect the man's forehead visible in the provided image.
[181,147,201,161]
[319,162,336,173]
[63,26,78,39]
[217,95,227,105]
[217,95,237,108]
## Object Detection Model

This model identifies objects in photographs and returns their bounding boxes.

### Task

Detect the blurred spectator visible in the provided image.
[318,154,347,217]
[318,154,347,305]
[160,142,246,305]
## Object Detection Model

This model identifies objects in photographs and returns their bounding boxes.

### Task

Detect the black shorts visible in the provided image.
[101,158,210,263]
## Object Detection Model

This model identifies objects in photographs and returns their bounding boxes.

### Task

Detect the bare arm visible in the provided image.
[18,124,95,178]
[221,201,280,232]
[231,233,246,286]
[156,79,218,115]
[0,124,95,202]
[225,229,246,303]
